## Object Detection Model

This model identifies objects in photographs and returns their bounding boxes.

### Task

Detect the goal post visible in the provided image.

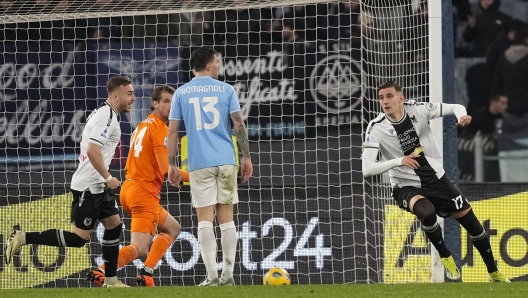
[427,0,445,283]
[1,0,443,287]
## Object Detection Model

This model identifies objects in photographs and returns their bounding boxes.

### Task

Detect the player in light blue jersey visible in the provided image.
[167,47,253,286]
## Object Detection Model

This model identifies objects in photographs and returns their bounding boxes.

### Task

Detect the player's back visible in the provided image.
[125,113,167,196]
[172,76,239,171]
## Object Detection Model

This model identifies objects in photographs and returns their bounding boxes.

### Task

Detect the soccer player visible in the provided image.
[167,47,253,286]
[4,76,135,287]
[362,80,509,282]
[87,85,190,287]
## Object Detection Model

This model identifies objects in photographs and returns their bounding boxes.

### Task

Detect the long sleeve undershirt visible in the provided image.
[361,103,467,177]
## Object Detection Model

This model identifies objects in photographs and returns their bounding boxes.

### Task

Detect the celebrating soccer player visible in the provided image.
[87,85,190,287]
[362,80,509,282]
[5,76,135,287]
[167,46,253,286]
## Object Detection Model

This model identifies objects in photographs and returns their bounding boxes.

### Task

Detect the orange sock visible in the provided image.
[144,233,173,270]
[100,244,139,271]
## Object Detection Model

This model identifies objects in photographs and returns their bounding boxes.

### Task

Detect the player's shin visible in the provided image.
[144,233,173,270]
[26,229,87,247]
[101,224,122,278]
[220,221,237,280]
[456,209,498,273]
[413,199,451,258]
[198,221,218,280]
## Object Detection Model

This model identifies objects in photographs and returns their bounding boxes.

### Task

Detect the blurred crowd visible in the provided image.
[454,0,528,182]
[455,0,528,120]
[0,0,366,46]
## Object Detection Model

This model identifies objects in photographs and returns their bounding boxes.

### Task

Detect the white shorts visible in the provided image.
[190,165,239,208]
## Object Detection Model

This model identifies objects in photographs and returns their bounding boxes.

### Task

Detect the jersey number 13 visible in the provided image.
[189,96,220,130]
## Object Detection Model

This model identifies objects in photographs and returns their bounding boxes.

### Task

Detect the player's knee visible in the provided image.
[412,198,437,226]
[456,209,484,236]
[169,221,181,240]
[104,222,123,239]
[68,233,89,247]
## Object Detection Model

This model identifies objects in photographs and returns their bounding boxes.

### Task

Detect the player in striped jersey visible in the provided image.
[362,80,509,282]
[5,76,135,287]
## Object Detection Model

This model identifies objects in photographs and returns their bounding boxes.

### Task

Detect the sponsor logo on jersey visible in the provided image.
[309,54,362,113]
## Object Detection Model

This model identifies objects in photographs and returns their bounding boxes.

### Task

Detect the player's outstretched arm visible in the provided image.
[442,104,472,126]
[361,147,409,177]
[167,120,182,188]
[230,111,253,183]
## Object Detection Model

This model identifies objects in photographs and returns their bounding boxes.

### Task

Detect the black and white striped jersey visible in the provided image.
[363,101,445,188]
[71,102,121,194]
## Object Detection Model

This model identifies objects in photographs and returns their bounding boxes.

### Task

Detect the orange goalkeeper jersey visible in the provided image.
[125,113,168,198]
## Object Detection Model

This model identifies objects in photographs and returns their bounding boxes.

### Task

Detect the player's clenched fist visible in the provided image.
[402,153,420,170]
[456,115,472,127]
[106,177,121,189]
[168,165,182,188]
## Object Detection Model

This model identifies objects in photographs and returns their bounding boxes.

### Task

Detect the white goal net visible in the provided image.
[0,0,435,288]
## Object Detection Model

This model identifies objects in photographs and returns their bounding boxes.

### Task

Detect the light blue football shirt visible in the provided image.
[169,76,241,171]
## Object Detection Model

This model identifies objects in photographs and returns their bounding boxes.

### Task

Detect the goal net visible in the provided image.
[0,0,441,288]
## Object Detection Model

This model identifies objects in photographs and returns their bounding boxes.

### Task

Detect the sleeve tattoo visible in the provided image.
[232,113,251,159]
[168,156,177,166]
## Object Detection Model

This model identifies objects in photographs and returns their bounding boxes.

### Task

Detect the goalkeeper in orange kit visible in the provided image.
[87,85,189,287]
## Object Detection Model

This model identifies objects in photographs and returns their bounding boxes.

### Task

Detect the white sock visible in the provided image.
[198,221,218,280]
[220,221,237,280]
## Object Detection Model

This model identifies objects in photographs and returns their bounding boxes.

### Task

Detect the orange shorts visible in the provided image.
[120,180,168,235]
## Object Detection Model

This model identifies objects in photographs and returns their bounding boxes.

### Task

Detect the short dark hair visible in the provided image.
[489,94,506,103]
[190,47,218,72]
[377,80,403,94]
[150,85,175,111]
[106,76,132,94]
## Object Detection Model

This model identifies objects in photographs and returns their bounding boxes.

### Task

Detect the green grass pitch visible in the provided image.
[2,283,527,298]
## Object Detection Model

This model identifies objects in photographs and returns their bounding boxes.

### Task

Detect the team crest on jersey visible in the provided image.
[84,218,92,227]
[389,129,394,135]
[426,103,436,111]
[365,135,371,143]
[410,115,418,123]
[101,128,108,138]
